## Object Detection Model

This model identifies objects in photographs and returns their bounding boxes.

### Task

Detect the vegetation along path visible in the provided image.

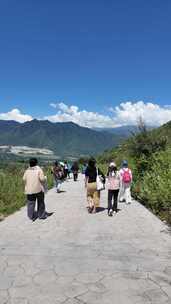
[0,174,171,304]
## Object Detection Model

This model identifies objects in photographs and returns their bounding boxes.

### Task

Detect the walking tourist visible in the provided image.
[106,162,120,216]
[64,161,69,179]
[119,160,132,204]
[71,162,79,181]
[82,163,87,175]
[85,158,105,214]
[67,163,72,178]
[52,161,64,193]
[23,158,48,221]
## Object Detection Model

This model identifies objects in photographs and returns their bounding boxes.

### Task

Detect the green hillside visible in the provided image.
[151,120,171,145]
[0,120,122,157]
[98,120,171,224]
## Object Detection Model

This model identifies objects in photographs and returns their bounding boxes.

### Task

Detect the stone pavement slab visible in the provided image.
[0,174,171,303]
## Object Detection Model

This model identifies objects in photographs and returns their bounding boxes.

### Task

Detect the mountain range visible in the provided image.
[93,125,139,137]
[0,119,126,157]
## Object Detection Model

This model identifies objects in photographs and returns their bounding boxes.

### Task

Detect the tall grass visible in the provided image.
[0,164,25,216]
[132,149,171,224]
[0,163,54,217]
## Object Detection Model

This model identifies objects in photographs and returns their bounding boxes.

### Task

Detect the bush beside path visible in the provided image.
[0,174,171,304]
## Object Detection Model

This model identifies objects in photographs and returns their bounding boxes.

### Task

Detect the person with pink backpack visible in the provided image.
[106,162,120,216]
[119,160,132,204]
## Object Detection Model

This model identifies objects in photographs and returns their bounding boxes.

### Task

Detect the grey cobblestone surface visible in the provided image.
[0,174,171,303]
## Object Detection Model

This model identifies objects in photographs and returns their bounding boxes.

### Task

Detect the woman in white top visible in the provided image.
[119,160,132,204]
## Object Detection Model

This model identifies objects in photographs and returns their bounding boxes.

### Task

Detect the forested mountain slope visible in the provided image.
[0,119,122,157]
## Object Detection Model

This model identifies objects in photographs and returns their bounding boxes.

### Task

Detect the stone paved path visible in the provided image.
[0,174,171,304]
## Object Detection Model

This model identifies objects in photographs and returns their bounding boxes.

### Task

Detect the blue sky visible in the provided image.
[0,0,171,127]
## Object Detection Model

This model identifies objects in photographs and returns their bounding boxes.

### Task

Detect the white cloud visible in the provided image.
[0,108,33,123]
[0,101,171,128]
[110,101,171,126]
[46,103,116,128]
[49,103,58,109]
[46,101,171,128]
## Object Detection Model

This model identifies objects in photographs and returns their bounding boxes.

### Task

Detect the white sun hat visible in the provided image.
[109,162,116,167]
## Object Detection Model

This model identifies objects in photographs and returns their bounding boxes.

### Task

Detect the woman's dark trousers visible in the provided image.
[108,189,119,212]
[27,191,46,220]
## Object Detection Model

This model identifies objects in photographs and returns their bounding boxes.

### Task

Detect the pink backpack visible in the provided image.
[122,169,131,183]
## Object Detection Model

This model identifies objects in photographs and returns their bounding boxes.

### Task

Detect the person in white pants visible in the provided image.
[52,161,64,193]
[119,160,132,204]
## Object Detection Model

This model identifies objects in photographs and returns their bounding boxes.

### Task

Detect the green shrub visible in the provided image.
[132,149,171,221]
[98,121,171,225]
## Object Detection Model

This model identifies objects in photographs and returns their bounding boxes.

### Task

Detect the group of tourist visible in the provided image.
[51,160,79,193]
[23,157,132,221]
[84,158,132,216]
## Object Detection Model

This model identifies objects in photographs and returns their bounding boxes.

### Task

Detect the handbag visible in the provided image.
[96,169,105,191]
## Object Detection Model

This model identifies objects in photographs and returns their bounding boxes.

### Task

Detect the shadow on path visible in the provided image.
[96,207,106,213]
[57,190,66,193]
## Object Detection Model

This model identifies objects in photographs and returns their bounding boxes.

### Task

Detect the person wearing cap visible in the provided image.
[119,160,132,204]
[52,161,64,193]
[106,161,120,216]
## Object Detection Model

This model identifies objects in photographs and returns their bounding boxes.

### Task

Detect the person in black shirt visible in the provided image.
[85,158,105,213]
[71,162,79,181]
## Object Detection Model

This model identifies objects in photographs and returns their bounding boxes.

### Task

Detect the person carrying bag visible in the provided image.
[85,158,105,214]
[96,168,105,191]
